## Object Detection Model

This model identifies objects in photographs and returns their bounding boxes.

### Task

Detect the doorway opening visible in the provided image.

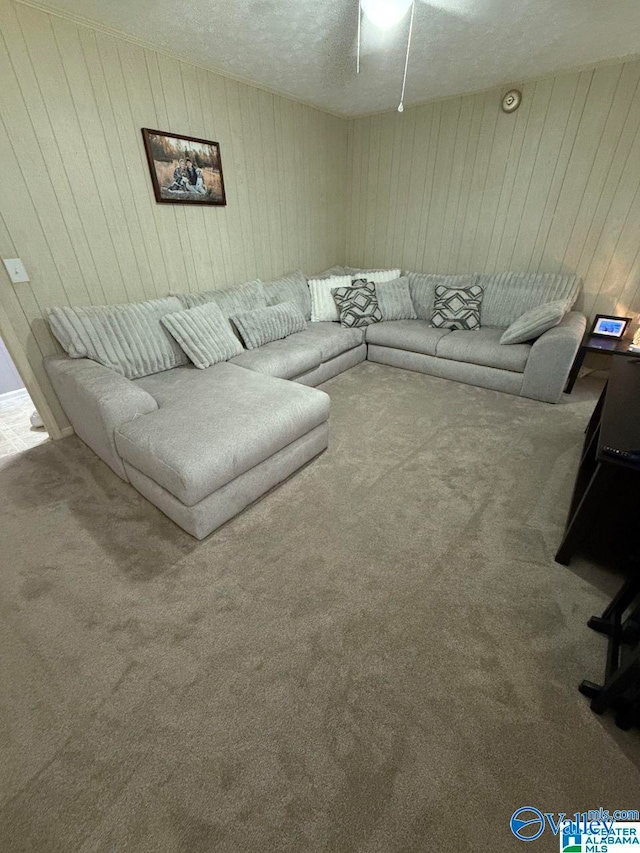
[0,336,48,458]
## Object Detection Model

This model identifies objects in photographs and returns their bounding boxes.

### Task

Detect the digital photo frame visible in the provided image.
[590,314,632,339]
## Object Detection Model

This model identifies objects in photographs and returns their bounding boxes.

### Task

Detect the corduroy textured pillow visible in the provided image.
[231,302,307,350]
[308,275,353,322]
[161,302,243,369]
[375,276,417,320]
[500,299,569,345]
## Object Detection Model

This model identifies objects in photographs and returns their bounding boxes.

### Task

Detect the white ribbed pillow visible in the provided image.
[308,275,353,322]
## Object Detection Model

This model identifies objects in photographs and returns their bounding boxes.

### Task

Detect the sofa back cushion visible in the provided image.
[477,272,581,328]
[264,271,311,320]
[161,302,244,369]
[231,302,307,350]
[407,273,478,321]
[177,279,266,316]
[47,296,189,379]
[311,265,346,279]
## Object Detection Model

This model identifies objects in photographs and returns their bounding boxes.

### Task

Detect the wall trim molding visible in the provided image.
[12,0,348,120]
[0,387,29,403]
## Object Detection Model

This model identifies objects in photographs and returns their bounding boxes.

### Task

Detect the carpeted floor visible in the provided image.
[1,362,638,853]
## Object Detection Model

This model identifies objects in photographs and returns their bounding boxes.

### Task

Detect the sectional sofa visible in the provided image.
[45,267,586,539]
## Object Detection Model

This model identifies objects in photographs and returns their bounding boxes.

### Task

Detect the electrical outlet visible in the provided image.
[2,258,30,284]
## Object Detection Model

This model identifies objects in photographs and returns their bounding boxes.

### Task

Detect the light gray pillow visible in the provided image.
[231,302,307,350]
[408,273,478,320]
[176,279,266,316]
[500,299,569,345]
[47,296,189,379]
[264,271,311,320]
[161,302,243,369]
[375,276,417,320]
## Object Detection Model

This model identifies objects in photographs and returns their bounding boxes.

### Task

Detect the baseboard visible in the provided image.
[0,387,29,403]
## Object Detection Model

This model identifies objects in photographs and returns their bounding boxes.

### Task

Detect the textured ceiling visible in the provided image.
[29,0,640,115]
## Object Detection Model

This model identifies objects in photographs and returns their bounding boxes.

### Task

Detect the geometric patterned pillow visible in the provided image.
[331,280,382,328]
[430,282,484,330]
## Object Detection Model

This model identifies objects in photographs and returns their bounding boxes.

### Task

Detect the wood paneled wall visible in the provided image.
[346,61,640,325]
[0,0,347,433]
[3,0,640,436]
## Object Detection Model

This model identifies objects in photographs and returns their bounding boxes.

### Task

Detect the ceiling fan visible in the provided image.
[356,0,416,112]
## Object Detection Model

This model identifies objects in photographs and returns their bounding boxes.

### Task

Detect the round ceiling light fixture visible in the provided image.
[501,89,522,113]
[361,0,412,29]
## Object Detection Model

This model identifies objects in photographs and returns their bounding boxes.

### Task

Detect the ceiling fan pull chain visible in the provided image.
[398,0,415,112]
[356,0,362,73]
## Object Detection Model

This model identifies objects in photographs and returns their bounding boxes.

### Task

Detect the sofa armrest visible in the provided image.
[44,356,158,480]
[520,311,587,403]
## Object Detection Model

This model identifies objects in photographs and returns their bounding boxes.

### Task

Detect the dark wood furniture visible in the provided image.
[565,334,639,393]
[579,562,640,729]
[555,356,640,566]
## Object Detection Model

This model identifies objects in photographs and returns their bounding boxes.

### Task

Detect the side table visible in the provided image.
[565,335,639,394]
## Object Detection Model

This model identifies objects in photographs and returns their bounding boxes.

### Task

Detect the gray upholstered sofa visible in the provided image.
[366,270,586,403]
[44,267,586,539]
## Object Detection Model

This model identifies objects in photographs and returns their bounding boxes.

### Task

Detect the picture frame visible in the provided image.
[590,314,632,339]
[141,128,226,206]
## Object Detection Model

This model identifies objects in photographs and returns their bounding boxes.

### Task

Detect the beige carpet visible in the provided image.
[1,362,638,853]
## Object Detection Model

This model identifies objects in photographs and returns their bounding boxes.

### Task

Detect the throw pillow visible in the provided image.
[308,275,353,322]
[231,302,307,350]
[430,282,484,330]
[264,270,311,320]
[46,296,190,379]
[331,280,382,328]
[375,276,417,320]
[500,299,569,345]
[161,302,243,369]
[408,272,478,320]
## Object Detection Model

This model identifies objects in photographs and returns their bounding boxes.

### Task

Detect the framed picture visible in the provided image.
[590,314,632,339]
[141,128,226,206]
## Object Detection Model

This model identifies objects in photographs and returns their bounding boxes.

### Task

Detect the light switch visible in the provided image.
[2,258,30,284]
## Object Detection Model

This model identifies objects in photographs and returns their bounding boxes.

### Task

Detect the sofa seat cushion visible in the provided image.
[365,320,451,356]
[286,322,364,362]
[229,339,321,379]
[435,327,531,373]
[118,362,330,506]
